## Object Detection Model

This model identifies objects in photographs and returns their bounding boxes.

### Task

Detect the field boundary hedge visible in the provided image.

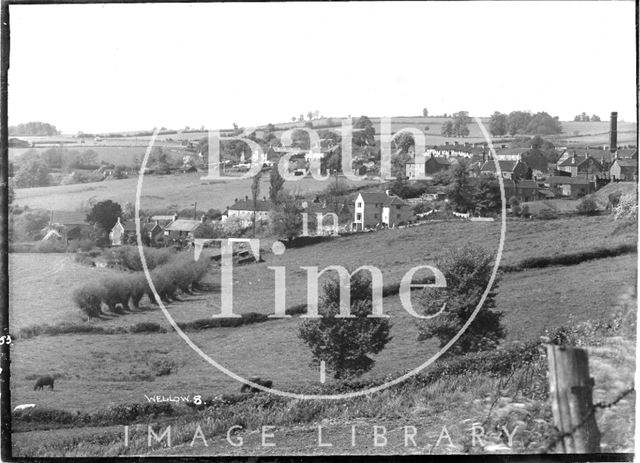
[502,243,636,272]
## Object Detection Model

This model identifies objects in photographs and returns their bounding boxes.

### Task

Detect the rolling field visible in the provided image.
[8,214,637,414]
[13,172,381,212]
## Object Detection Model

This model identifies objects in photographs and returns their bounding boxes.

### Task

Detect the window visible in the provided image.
[396,205,401,210]
[397,214,401,219]
[374,213,378,219]
[356,213,362,220]
[357,202,362,208]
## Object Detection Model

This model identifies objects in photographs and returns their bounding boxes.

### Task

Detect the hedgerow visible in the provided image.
[71,252,210,317]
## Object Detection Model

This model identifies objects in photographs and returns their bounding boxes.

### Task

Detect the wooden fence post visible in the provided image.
[547,344,601,453]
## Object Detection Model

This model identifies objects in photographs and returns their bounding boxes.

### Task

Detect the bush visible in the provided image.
[74,253,95,266]
[67,239,95,252]
[32,240,67,253]
[576,197,598,215]
[72,283,105,318]
[101,276,132,313]
[102,245,174,271]
[128,322,166,334]
[534,208,557,220]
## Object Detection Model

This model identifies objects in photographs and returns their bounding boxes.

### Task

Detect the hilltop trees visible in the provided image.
[574,113,601,122]
[416,245,505,356]
[507,111,562,136]
[441,111,471,137]
[489,111,508,137]
[9,121,59,136]
[298,271,392,379]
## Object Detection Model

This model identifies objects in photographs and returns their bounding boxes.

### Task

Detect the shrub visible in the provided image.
[129,275,147,309]
[32,240,66,253]
[614,193,638,221]
[576,197,598,215]
[298,272,392,379]
[534,208,557,220]
[72,283,105,318]
[128,322,166,334]
[102,245,174,271]
[67,239,95,252]
[101,276,132,314]
[74,253,95,266]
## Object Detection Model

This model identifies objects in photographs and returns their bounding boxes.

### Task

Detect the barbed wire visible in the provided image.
[543,385,635,453]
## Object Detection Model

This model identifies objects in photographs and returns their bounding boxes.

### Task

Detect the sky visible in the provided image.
[8,1,637,134]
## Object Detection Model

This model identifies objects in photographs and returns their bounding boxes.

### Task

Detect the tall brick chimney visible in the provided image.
[610,111,618,153]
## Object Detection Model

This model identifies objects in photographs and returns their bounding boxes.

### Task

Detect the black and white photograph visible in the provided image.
[1,1,637,459]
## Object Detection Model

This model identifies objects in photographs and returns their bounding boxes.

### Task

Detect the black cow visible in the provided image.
[240,377,272,393]
[33,375,54,391]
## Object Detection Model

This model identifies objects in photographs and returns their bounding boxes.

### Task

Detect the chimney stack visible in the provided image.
[610,111,618,153]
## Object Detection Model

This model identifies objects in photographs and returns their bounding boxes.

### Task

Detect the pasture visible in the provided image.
[13,172,381,212]
[8,214,637,413]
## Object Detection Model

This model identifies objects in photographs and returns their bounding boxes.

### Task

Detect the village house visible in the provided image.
[479,159,530,180]
[48,211,93,243]
[352,191,411,231]
[610,158,638,181]
[109,217,163,246]
[547,176,595,199]
[164,216,207,240]
[502,179,543,202]
[556,153,603,178]
[225,199,272,226]
[405,154,451,179]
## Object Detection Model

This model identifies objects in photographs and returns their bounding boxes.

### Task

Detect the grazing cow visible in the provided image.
[13,404,36,412]
[240,377,273,393]
[33,375,54,391]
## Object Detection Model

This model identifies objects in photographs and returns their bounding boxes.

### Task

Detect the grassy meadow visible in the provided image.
[10,214,637,404]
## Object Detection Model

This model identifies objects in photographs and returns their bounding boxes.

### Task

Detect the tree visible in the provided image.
[441,120,454,137]
[416,245,505,356]
[525,112,562,135]
[577,197,598,216]
[251,170,263,237]
[12,209,50,241]
[489,111,508,137]
[423,108,429,117]
[298,271,392,379]
[86,200,122,242]
[14,158,50,188]
[269,165,285,205]
[270,192,303,243]
[353,116,375,146]
[591,114,601,122]
[390,174,410,198]
[394,132,415,153]
[473,178,501,216]
[507,111,533,136]
[452,111,471,137]
[445,160,474,212]
[307,111,313,121]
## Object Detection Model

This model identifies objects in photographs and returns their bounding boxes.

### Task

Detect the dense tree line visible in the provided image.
[574,113,601,122]
[489,111,563,137]
[9,122,60,136]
